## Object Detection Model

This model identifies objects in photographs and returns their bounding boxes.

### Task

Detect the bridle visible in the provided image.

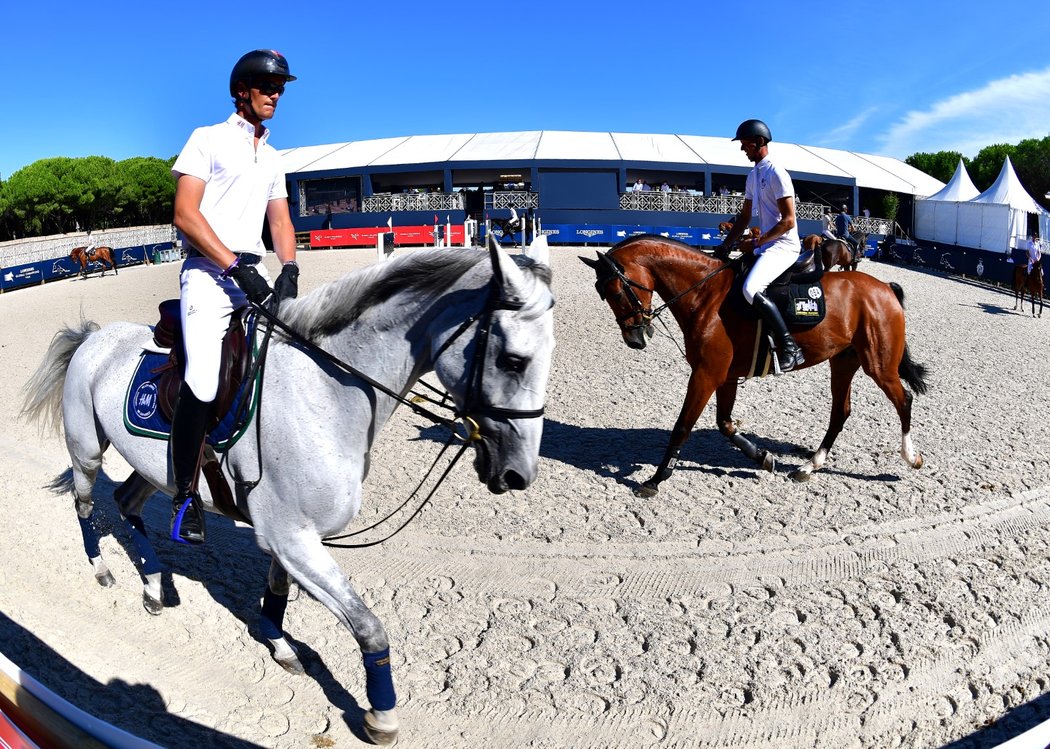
[430,278,548,429]
[594,250,730,331]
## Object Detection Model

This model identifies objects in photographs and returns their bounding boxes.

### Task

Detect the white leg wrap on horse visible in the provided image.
[363,708,399,745]
[900,432,920,467]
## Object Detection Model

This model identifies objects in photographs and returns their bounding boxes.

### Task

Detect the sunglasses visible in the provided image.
[252,80,286,96]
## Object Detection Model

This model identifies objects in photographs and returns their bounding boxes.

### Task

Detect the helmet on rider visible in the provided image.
[229,49,296,100]
[732,119,772,144]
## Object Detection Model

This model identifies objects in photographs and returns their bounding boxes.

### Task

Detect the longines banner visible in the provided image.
[0,245,159,292]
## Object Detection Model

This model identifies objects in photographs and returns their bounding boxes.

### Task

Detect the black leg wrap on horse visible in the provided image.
[752,292,804,374]
[170,383,211,545]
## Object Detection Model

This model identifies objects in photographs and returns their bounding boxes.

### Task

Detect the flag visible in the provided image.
[434,214,439,225]
[387,216,393,230]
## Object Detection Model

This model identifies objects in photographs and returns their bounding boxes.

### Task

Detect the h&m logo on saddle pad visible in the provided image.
[769,281,827,327]
[123,350,260,450]
[793,285,823,319]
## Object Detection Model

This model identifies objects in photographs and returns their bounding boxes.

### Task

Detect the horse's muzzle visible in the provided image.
[623,328,648,349]
[471,433,533,494]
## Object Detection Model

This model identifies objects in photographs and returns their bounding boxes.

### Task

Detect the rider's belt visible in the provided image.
[186,248,262,266]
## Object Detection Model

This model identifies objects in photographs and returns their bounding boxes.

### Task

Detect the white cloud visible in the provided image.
[877,68,1050,158]
[818,107,878,147]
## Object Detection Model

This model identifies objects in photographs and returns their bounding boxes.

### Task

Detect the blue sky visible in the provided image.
[4,0,1050,180]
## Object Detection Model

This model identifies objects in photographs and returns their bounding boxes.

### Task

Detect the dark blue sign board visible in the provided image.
[0,243,166,292]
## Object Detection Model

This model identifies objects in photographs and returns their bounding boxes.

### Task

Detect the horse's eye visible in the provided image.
[496,352,528,373]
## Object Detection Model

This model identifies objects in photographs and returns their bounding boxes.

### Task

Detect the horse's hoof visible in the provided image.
[95,570,116,587]
[363,710,399,745]
[275,653,305,675]
[912,455,924,469]
[789,468,812,483]
[760,451,776,472]
[143,592,164,616]
[633,483,659,498]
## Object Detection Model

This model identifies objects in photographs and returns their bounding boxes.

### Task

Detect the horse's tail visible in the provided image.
[20,319,100,435]
[887,282,929,395]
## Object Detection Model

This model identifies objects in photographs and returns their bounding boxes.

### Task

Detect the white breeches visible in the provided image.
[742,243,801,303]
[179,256,270,402]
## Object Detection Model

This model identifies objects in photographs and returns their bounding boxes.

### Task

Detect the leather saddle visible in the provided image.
[150,299,252,429]
[148,299,255,525]
[731,250,827,327]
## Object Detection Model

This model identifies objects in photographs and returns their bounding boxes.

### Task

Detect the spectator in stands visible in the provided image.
[719,184,730,196]
[633,177,644,192]
[167,49,300,545]
[861,207,870,218]
[660,181,671,192]
[717,118,804,374]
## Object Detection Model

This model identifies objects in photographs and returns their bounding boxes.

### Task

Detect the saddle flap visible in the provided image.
[151,303,252,426]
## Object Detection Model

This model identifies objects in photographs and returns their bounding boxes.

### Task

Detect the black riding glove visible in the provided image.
[228,263,273,305]
[274,261,300,300]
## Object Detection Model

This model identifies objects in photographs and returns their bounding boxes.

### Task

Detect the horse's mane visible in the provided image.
[611,233,699,254]
[280,250,551,340]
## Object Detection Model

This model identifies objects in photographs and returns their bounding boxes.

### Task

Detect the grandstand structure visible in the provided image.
[279,131,944,244]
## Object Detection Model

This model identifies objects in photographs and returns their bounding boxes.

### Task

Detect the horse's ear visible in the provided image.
[488,234,527,300]
[578,254,599,269]
[487,233,506,287]
[524,234,550,266]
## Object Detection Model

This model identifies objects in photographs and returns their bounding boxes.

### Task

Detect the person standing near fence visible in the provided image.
[167,49,300,545]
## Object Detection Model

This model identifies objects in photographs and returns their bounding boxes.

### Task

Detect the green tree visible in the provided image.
[905,151,967,184]
[969,144,1016,191]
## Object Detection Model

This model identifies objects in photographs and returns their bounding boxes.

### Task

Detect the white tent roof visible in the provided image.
[971,156,1047,213]
[278,131,944,197]
[921,159,979,202]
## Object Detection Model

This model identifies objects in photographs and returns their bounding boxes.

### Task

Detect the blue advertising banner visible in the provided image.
[1,243,164,292]
[541,224,611,244]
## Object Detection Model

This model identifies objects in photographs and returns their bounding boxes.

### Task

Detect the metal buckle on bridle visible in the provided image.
[454,416,482,442]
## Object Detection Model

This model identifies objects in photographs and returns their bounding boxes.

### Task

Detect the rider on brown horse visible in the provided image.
[716,119,804,374]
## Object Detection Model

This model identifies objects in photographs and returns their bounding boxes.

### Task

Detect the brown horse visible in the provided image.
[70,246,118,278]
[804,231,867,271]
[718,221,761,240]
[1013,262,1044,317]
[581,235,928,494]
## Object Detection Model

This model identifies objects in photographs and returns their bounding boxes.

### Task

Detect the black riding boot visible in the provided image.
[169,382,211,545]
[751,292,805,374]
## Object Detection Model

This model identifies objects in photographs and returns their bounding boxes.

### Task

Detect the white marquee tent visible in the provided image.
[915,157,1050,251]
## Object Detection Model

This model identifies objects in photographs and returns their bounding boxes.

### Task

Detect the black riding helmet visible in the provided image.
[229,49,296,99]
[733,119,772,143]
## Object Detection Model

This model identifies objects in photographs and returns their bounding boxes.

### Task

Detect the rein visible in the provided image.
[224,279,545,547]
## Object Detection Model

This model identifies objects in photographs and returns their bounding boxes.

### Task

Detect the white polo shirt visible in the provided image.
[172,113,287,257]
[744,155,800,255]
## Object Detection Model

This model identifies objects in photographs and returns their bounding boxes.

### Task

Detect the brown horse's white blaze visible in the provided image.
[582,235,928,492]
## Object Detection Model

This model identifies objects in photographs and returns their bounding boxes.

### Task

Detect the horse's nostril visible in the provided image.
[504,471,527,491]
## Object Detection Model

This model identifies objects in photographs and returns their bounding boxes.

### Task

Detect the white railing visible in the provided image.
[361,192,464,213]
[0,225,175,266]
[484,191,539,210]
[850,215,893,236]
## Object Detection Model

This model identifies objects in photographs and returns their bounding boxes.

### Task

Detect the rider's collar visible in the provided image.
[226,113,270,145]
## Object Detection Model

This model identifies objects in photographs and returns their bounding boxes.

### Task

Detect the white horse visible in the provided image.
[21,239,555,744]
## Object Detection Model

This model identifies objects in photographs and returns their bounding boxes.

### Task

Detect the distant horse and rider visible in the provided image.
[582,234,928,494]
[802,231,869,272]
[1013,262,1044,317]
[70,245,118,278]
[718,221,761,241]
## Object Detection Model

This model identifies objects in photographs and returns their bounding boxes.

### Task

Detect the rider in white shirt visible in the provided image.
[1028,234,1042,273]
[717,119,804,374]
